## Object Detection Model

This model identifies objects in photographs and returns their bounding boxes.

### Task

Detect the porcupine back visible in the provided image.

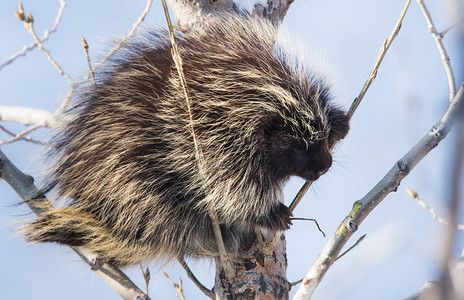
[23,16,349,267]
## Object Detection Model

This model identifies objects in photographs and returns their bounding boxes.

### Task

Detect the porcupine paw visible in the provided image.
[257,203,293,232]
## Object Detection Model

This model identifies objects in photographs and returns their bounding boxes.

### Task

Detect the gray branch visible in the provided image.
[0,149,149,300]
[166,0,294,31]
[292,82,464,299]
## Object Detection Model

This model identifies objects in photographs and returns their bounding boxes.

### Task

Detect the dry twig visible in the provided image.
[15,4,73,84]
[292,78,464,299]
[0,0,66,71]
[178,256,213,298]
[160,271,186,300]
[59,0,153,111]
[405,188,464,230]
[81,36,96,89]
[416,0,456,101]
[0,124,43,146]
[289,0,412,212]
[0,124,43,145]
[334,234,366,262]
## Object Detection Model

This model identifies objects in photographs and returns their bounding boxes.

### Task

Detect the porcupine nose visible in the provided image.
[316,152,332,177]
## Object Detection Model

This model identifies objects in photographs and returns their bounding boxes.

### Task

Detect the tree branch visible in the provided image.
[292,82,464,300]
[0,149,149,300]
[289,0,412,212]
[416,0,457,101]
[0,106,57,127]
[165,0,294,31]
[0,0,66,71]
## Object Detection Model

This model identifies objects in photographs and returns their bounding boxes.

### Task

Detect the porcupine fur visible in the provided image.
[23,16,350,268]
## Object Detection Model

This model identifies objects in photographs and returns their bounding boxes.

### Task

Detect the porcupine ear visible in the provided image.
[326,106,350,146]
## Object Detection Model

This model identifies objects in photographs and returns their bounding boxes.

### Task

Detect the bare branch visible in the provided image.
[416,0,457,101]
[0,106,57,127]
[0,0,66,71]
[0,124,43,146]
[0,149,149,300]
[290,218,326,237]
[166,0,295,31]
[140,264,151,296]
[403,281,439,300]
[160,271,186,300]
[17,6,73,84]
[405,187,464,230]
[440,20,464,37]
[289,0,412,212]
[0,124,43,145]
[178,256,213,299]
[81,36,96,89]
[292,82,464,300]
[59,0,153,112]
[334,234,366,262]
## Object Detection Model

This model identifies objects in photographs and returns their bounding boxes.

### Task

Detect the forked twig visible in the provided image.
[416,0,456,101]
[0,124,43,146]
[160,271,186,300]
[140,264,151,296]
[1,0,66,71]
[178,256,213,298]
[0,124,43,145]
[15,4,73,84]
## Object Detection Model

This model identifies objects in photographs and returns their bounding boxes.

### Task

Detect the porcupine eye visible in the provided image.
[327,107,350,146]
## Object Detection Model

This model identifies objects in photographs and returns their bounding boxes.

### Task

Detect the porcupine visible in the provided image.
[23,16,349,268]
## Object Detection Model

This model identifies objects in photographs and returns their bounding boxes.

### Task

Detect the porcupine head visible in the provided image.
[22,15,349,268]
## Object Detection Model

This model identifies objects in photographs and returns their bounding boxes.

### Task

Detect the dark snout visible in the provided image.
[291,141,333,182]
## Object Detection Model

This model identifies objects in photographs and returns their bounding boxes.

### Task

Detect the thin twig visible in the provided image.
[160,0,235,279]
[416,0,457,101]
[81,36,97,89]
[290,278,303,287]
[292,83,464,299]
[0,124,43,146]
[17,7,73,84]
[178,256,213,299]
[290,218,326,237]
[59,0,153,111]
[140,264,151,296]
[160,271,186,300]
[405,188,464,230]
[334,234,366,262]
[440,20,464,37]
[289,0,412,213]
[0,0,66,71]
[0,124,43,145]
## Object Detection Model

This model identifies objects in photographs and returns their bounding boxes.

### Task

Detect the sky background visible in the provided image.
[0,0,463,299]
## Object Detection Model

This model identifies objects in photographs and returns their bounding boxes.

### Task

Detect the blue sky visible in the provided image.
[0,1,463,299]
